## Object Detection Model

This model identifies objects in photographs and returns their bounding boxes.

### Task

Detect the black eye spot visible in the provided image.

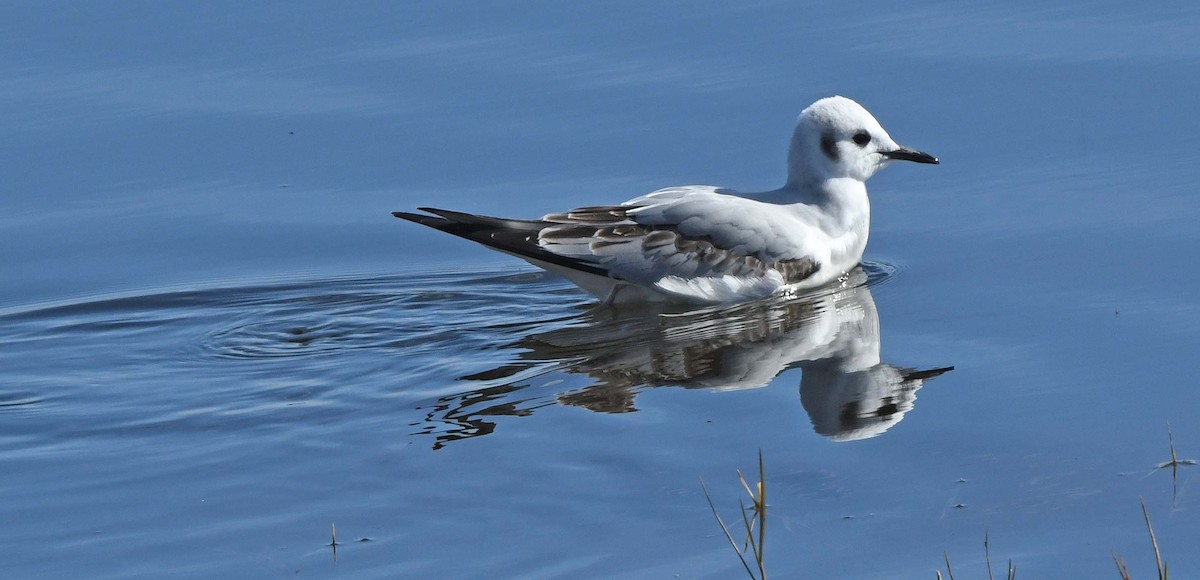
[820,134,838,161]
[852,131,871,147]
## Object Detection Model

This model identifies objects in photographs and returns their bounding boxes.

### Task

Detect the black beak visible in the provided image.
[883,147,939,164]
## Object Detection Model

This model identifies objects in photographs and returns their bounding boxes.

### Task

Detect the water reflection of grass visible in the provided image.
[705,425,1195,578]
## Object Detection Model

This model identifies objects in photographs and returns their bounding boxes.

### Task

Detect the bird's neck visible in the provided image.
[816,180,871,270]
[750,179,871,271]
[754,178,870,231]
[814,178,870,229]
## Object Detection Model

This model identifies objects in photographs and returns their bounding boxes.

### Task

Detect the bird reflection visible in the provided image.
[414,267,951,448]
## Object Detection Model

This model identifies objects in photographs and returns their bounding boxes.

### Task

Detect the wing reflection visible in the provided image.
[415,267,951,449]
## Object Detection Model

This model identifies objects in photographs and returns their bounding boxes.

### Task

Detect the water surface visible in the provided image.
[3,2,1200,578]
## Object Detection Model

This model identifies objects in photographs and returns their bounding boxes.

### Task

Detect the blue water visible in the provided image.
[3,2,1200,578]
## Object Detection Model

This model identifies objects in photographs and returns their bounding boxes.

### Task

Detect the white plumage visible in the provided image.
[395,96,937,304]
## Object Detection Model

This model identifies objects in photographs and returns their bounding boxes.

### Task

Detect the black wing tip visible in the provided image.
[392,210,435,222]
[417,207,490,224]
[392,210,458,233]
[392,208,445,218]
[390,207,612,279]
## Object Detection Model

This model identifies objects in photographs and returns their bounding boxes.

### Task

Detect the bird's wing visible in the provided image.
[538,186,824,301]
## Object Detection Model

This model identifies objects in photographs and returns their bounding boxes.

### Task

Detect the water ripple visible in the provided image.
[0,263,902,440]
[192,271,584,360]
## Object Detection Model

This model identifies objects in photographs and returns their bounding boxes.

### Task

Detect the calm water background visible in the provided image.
[3,2,1199,578]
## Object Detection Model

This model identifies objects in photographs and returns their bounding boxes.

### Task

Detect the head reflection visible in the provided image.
[416,266,951,448]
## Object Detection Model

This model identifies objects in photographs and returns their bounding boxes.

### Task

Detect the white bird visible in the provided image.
[395,96,938,304]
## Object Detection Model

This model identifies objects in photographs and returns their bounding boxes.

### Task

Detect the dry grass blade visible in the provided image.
[943,551,956,580]
[1139,497,1167,580]
[1165,422,1195,467]
[1112,497,1171,580]
[737,498,763,572]
[1156,422,1197,507]
[757,449,766,580]
[700,477,757,579]
[733,451,767,579]
[701,451,768,580]
[736,470,757,552]
[984,532,994,580]
[1112,550,1131,580]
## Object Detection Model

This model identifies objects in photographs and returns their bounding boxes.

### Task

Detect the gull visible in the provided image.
[394,96,938,304]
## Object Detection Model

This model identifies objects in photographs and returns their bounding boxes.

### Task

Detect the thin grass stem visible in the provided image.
[984,532,994,580]
[1139,497,1166,580]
